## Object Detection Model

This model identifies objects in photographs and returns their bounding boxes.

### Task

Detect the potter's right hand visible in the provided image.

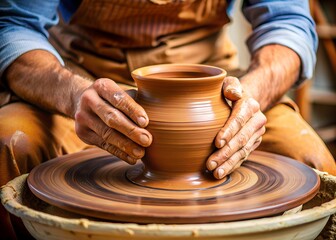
[74,78,153,164]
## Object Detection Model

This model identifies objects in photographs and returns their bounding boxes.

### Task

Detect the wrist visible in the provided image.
[68,73,92,119]
[239,44,300,111]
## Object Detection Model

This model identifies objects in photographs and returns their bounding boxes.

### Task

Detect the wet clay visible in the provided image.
[25,64,320,224]
[27,148,320,224]
[130,64,230,190]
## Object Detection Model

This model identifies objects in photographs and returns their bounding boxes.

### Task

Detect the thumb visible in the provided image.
[222,76,242,101]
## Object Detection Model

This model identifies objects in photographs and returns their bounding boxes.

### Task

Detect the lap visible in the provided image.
[258,102,336,175]
[0,101,87,186]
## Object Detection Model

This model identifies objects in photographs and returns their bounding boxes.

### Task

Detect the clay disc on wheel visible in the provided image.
[27,148,320,224]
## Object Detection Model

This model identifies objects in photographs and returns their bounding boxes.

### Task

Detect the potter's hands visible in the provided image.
[74,78,153,164]
[206,77,266,179]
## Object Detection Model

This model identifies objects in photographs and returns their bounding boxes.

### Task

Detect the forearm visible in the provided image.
[4,50,92,118]
[240,44,301,112]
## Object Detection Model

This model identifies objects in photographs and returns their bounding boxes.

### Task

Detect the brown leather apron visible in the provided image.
[48,0,238,86]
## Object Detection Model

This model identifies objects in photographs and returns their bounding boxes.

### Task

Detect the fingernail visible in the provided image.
[133,147,143,157]
[140,134,150,145]
[217,168,225,179]
[219,139,225,148]
[137,116,147,127]
[208,161,217,170]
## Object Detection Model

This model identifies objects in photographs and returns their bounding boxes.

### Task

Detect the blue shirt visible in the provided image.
[0,0,317,84]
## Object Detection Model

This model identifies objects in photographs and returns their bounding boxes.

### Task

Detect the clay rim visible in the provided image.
[131,63,227,82]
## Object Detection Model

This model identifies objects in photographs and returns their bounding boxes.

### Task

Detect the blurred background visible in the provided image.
[227,0,336,158]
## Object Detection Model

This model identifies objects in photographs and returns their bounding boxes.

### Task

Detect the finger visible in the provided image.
[215,97,260,148]
[102,141,140,165]
[75,124,139,164]
[223,136,263,176]
[222,76,242,101]
[213,134,264,179]
[93,78,149,128]
[214,111,266,159]
[207,124,265,172]
[225,136,263,175]
[81,88,152,147]
[87,112,145,159]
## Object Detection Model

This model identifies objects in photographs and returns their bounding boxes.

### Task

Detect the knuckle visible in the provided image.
[220,145,233,159]
[241,146,250,156]
[74,111,85,123]
[221,151,231,160]
[93,78,109,91]
[237,132,249,146]
[80,90,93,105]
[113,148,124,157]
[236,147,247,161]
[247,98,260,112]
[127,125,137,137]
[234,114,245,128]
[101,141,110,151]
[108,145,126,158]
[102,127,115,142]
[222,129,232,143]
[225,158,236,168]
[116,140,126,152]
[112,91,126,108]
[105,108,120,127]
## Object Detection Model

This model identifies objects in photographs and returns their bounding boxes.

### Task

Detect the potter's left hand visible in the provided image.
[206,76,267,179]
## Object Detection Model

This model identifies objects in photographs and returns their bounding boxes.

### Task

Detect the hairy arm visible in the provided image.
[4,50,91,118]
[4,50,152,164]
[240,44,301,111]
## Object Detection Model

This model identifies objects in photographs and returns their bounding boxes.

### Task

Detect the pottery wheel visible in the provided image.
[27,148,320,224]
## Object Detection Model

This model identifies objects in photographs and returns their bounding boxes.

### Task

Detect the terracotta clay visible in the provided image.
[27,148,320,224]
[2,170,335,240]
[130,64,230,190]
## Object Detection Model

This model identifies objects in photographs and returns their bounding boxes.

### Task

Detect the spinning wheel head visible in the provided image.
[27,148,320,224]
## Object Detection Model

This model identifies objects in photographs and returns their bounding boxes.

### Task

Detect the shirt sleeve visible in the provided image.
[242,0,318,85]
[0,0,63,78]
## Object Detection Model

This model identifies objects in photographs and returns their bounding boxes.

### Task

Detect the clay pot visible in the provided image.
[129,64,230,190]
